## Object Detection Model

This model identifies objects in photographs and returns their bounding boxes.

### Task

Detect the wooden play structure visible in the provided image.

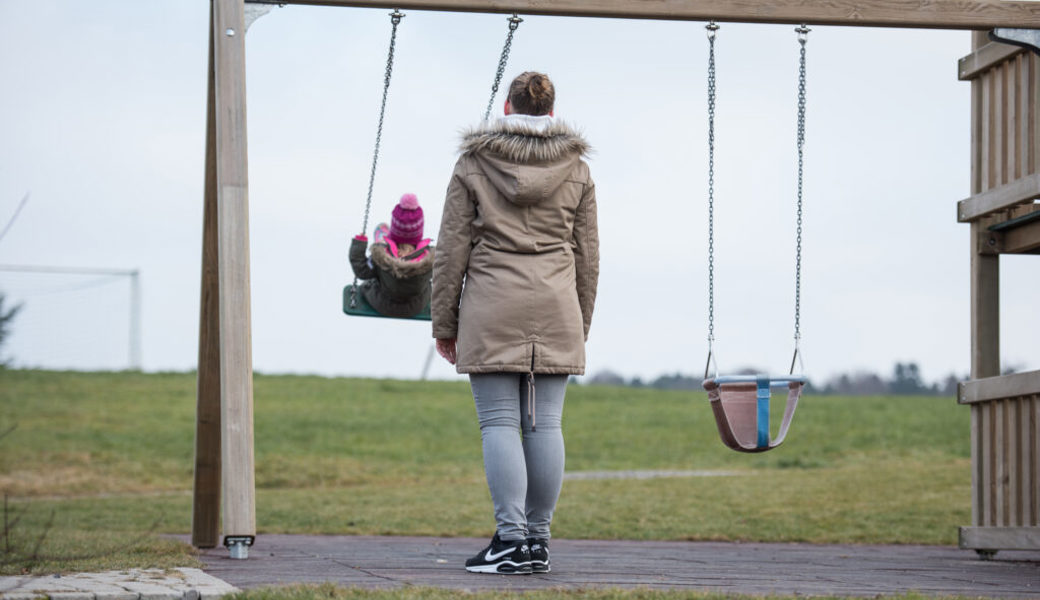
[192,0,1040,559]
[956,30,1040,557]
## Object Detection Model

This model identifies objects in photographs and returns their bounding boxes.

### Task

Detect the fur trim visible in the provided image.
[459,119,590,164]
[369,243,435,278]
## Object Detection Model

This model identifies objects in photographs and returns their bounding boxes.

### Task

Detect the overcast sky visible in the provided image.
[0,1,1036,384]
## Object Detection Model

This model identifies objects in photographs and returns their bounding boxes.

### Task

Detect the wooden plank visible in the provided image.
[957,172,1040,221]
[1027,51,1035,175]
[1019,397,1027,524]
[1005,399,1018,526]
[971,405,981,526]
[981,69,993,193]
[1001,216,1040,253]
[959,526,1040,550]
[192,11,222,550]
[213,0,256,541]
[1012,398,1023,526]
[1035,397,1040,526]
[959,41,1023,82]
[994,63,1002,187]
[982,402,993,526]
[1024,52,1034,179]
[1019,53,1027,179]
[960,370,1040,404]
[971,33,986,196]
[995,400,1005,525]
[258,0,1040,29]
[995,60,1006,188]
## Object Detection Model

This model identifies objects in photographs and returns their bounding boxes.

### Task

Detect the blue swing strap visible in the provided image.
[756,376,770,448]
[703,374,806,453]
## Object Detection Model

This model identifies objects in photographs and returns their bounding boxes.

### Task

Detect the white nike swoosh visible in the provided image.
[484,547,516,562]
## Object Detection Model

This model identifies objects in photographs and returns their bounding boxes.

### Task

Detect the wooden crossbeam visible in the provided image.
[250,0,1040,29]
[1000,218,1040,253]
[960,526,1040,550]
[959,370,1040,404]
[959,41,1025,81]
[958,173,1040,222]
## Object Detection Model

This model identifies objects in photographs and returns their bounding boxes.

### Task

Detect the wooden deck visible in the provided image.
[193,535,1040,597]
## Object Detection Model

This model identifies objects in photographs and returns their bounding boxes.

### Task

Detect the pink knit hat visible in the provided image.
[389,193,424,246]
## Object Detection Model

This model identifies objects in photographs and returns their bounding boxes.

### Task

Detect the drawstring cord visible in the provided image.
[527,372,536,431]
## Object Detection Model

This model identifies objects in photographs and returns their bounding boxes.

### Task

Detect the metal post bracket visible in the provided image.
[224,535,255,560]
[244,1,281,32]
[989,28,1040,55]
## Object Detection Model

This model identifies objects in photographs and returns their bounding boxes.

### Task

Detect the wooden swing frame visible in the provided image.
[195,0,1040,558]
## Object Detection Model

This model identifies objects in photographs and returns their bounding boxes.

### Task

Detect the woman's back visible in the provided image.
[433,114,597,374]
[458,116,590,253]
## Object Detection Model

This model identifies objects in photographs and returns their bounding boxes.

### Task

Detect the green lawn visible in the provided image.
[0,369,970,576]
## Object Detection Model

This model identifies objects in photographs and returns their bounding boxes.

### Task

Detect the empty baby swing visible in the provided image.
[701,22,810,453]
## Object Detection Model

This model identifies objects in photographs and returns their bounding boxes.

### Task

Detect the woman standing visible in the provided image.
[432,71,599,575]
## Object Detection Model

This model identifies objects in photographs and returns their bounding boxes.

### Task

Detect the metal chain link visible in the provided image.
[705,21,719,376]
[484,14,523,121]
[791,24,809,372]
[793,26,808,343]
[361,9,404,237]
[352,9,404,308]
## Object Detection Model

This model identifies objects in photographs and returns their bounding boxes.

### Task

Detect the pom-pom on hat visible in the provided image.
[389,193,424,246]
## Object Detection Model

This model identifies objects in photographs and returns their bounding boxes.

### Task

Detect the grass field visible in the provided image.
[0,369,970,577]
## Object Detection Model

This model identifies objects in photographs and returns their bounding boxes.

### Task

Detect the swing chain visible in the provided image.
[361,8,405,238]
[705,21,718,366]
[484,14,524,121]
[792,23,808,359]
[352,9,405,309]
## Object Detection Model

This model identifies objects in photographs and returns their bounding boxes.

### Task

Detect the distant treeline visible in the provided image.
[581,362,984,396]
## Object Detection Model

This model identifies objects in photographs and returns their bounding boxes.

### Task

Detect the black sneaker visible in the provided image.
[527,538,550,573]
[465,534,531,574]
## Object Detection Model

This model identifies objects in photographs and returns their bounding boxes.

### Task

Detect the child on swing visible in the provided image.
[349,193,435,318]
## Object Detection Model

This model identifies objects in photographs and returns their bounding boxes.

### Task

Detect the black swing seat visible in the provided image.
[342,285,431,321]
[702,374,807,453]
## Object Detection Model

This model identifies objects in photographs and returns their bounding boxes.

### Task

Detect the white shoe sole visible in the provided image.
[465,561,532,574]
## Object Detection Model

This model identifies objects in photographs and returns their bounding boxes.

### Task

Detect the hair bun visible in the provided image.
[508,71,555,116]
[527,75,549,100]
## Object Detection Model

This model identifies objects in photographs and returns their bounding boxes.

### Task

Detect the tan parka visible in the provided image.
[432,117,599,375]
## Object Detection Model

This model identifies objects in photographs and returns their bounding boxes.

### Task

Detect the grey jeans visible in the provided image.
[469,373,568,542]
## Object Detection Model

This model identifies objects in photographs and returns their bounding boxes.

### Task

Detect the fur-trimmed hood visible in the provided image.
[369,243,435,279]
[459,116,591,207]
[459,115,590,163]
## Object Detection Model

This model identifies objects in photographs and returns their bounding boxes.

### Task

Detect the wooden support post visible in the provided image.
[192,5,223,549]
[969,30,1001,532]
[192,0,257,555]
[213,0,256,550]
[969,29,1002,381]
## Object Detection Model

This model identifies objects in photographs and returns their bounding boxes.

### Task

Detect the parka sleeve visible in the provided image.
[349,236,375,280]
[571,174,600,341]
[431,159,476,339]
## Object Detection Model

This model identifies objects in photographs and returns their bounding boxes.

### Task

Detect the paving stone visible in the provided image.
[47,593,95,600]
[0,568,237,600]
